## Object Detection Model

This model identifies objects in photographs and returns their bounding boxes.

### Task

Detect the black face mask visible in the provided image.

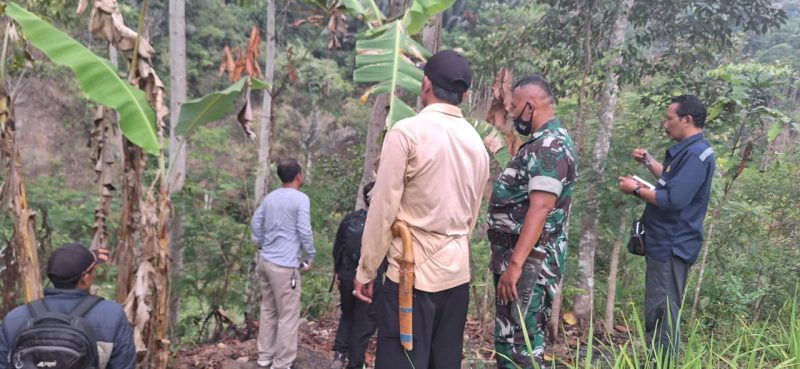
[513,102,533,136]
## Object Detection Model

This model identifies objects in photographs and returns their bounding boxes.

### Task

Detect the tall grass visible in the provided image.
[485,291,799,369]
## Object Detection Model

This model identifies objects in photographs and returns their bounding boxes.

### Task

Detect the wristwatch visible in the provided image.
[632,186,642,198]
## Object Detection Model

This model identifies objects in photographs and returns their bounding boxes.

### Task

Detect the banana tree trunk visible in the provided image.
[0,110,43,302]
[1,90,43,302]
[115,139,144,303]
[90,45,121,251]
[573,0,634,332]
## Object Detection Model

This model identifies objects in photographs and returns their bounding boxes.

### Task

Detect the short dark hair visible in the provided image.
[363,181,375,207]
[277,159,302,183]
[513,75,553,99]
[670,94,707,128]
[52,276,82,289]
[432,83,463,105]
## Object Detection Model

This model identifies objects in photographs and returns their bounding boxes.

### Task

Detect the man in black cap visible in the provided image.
[0,243,136,369]
[354,49,490,369]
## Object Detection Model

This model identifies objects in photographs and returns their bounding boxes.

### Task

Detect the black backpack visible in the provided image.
[9,295,102,369]
[337,210,368,272]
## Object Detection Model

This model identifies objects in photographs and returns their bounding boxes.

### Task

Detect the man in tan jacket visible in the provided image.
[353,49,490,369]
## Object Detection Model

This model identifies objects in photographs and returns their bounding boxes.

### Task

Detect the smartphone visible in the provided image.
[632,175,655,190]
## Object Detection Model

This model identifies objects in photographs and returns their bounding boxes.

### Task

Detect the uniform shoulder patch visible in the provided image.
[539,148,560,172]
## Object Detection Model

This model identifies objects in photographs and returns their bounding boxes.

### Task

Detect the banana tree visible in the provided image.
[3,1,161,305]
[6,3,261,367]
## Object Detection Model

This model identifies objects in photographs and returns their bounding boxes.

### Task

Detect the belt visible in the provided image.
[487,229,546,261]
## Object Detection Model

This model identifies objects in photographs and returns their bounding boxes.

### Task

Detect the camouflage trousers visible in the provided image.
[493,274,558,369]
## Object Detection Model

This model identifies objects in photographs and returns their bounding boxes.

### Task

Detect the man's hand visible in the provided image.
[334,273,340,286]
[353,279,374,303]
[496,263,523,304]
[619,176,639,194]
[300,261,313,273]
[632,148,649,163]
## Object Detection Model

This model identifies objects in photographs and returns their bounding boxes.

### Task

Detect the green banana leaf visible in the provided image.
[341,0,384,24]
[354,20,430,127]
[403,0,456,34]
[351,0,455,128]
[175,76,266,138]
[5,2,160,155]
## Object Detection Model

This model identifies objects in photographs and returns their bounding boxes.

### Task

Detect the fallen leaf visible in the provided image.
[563,311,577,326]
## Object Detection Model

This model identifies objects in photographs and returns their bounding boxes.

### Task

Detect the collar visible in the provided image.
[421,103,464,118]
[530,117,562,141]
[667,132,704,157]
[44,288,91,297]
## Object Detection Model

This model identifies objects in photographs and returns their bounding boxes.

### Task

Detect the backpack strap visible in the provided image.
[70,295,103,318]
[26,299,49,318]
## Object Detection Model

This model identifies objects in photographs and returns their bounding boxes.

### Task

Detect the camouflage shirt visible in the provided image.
[488,117,577,282]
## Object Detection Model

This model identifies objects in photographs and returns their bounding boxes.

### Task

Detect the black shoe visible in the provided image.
[330,351,346,369]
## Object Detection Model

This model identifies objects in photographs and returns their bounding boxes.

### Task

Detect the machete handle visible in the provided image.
[391,220,414,262]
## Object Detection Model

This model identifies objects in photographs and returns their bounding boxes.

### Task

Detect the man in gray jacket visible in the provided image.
[251,159,316,369]
[0,243,136,369]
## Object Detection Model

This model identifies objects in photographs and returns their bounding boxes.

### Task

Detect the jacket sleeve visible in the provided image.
[356,128,412,284]
[332,213,350,274]
[108,309,136,369]
[469,152,491,240]
[251,199,267,247]
[297,195,316,262]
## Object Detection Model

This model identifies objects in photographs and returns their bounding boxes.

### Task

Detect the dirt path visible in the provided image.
[172,318,622,369]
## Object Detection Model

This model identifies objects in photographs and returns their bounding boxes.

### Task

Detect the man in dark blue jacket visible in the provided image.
[0,243,136,369]
[331,182,385,369]
[619,94,716,367]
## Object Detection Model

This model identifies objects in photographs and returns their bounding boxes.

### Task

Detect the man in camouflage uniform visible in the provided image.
[488,76,577,369]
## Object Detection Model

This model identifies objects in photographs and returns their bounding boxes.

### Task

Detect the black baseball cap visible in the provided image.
[422,49,472,94]
[47,243,109,284]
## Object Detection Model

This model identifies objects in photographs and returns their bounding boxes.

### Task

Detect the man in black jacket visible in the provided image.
[330,182,383,369]
[0,243,136,369]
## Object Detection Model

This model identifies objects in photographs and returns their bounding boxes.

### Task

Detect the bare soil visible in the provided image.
[172,317,633,369]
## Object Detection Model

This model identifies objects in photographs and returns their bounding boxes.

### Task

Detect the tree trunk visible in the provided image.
[548,279,564,343]
[355,95,388,210]
[168,0,187,336]
[415,13,442,110]
[90,45,121,252]
[168,0,187,194]
[254,0,276,206]
[604,213,627,333]
[354,0,407,210]
[573,0,596,156]
[115,143,144,304]
[422,13,442,53]
[245,0,276,329]
[689,207,719,323]
[1,91,43,302]
[573,0,634,332]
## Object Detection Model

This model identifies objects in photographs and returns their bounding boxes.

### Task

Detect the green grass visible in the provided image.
[478,290,799,369]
